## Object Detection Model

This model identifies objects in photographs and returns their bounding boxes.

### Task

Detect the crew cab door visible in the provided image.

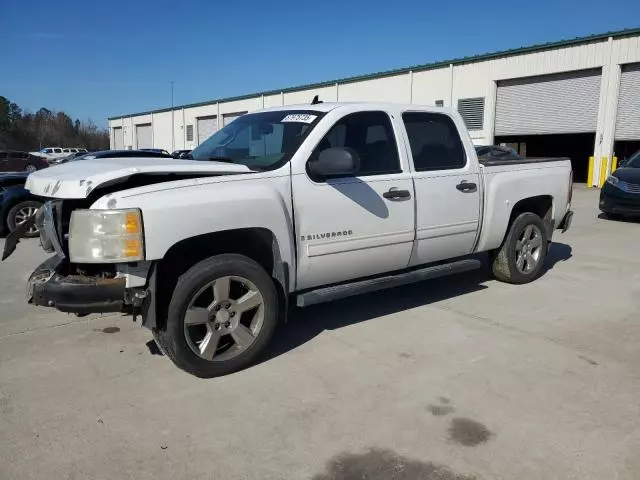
[292,110,415,290]
[401,111,481,265]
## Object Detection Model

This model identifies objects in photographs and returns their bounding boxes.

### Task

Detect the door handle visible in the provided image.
[456,181,477,193]
[383,187,411,200]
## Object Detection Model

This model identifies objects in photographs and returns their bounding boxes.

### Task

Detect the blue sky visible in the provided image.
[1,0,639,128]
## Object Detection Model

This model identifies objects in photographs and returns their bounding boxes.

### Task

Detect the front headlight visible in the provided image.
[606,175,619,186]
[68,209,144,263]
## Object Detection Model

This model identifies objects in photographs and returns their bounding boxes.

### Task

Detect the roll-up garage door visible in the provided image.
[112,127,123,149]
[135,124,152,149]
[495,69,601,136]
[223,112,246,127]
[615,63,640,140]
[197,116,217,145]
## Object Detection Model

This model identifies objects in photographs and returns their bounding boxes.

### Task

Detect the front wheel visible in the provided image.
[154,254,279,378]
[491,212,548,284]
[24,164,37,173]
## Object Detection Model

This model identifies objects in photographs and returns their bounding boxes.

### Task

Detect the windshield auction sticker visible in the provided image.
[281,114,318,123]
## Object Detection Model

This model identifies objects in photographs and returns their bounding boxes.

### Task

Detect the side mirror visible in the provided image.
[309,147,360,177]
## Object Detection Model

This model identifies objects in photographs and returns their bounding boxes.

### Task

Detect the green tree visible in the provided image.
[0,97,109,151]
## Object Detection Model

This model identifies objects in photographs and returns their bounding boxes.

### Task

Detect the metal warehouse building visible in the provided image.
[108,28,640,185]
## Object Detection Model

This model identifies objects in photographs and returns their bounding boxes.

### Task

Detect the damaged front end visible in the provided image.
[6,200,149,316]
[28,256,126,313]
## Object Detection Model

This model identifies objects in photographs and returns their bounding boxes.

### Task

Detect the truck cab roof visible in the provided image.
[258,101,454,115]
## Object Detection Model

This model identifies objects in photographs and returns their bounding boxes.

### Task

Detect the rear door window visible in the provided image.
[402,112,466,171]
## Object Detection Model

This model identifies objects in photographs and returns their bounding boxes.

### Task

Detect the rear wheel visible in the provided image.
[24,164,37,173]
[491,212,548,284]
[7,200,42,238]
[153,254,279,378]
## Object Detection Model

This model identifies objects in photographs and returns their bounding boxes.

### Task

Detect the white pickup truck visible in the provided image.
[3,102,573,377]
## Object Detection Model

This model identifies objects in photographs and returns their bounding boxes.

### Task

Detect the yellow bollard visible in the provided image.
[611,156,618,173]
[587,156,594,187]
[599,156,609,188]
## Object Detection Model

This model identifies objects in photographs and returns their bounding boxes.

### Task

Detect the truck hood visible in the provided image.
[25,157,252,199]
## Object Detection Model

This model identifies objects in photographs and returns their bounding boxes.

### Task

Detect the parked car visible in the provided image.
[30,147,87,160]
[52,151,90,164]
[0,150,49,173]
[56,149,174,164]
[0,172,42,238]
[171,149,192,159]
[140,148,171,156]
[475,145,520,161]
[4,102,574,378]
[600,149,640,218]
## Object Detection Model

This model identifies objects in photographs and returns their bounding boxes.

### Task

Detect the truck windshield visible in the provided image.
[190,110,324,170]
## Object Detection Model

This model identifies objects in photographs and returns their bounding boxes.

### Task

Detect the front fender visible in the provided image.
[90,173,295,284]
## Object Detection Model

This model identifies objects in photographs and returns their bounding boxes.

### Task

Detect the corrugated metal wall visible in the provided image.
[135,124,152,149]
[495,69,602,135]
[615,63,640,140]
[197,116,217,145]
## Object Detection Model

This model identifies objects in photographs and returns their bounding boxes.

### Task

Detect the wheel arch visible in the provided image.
[505,195,554,242]
[477,193,555,252]
[144,227,289,330]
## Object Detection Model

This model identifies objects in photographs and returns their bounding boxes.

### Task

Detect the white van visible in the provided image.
[31,147,87,159]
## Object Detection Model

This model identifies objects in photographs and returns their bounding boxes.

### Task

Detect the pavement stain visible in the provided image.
[428,404,456,416]
[448,418,493,447]
[428,396,455,416]
[311,448,476,480]
[92,327,120,334]
[578,355,599,365]
[0,395,13,415]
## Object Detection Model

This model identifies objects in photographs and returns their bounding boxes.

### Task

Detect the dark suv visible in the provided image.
[0,151,49,173]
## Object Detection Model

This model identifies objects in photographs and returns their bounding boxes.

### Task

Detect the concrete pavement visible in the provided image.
[1,186,639,480]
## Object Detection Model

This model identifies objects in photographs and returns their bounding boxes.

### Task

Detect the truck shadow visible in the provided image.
[262,243,572,364]
[543,242,572,272]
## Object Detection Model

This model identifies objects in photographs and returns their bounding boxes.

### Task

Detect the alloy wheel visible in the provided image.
[14,206,39,235]
[183,275,265,362]
[515,224,543,273]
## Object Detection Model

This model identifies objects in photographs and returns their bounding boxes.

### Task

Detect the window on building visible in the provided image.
[402,112,466,171]
[186,124,194,141]
[457,97,485,130]
[435,100,444,107]
[312,111,400,176]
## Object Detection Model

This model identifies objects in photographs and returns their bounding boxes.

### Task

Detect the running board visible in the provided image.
[295,258,481,307]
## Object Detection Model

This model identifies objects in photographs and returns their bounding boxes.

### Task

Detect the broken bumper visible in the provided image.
[558,210,573,233]
[28,256,126,314]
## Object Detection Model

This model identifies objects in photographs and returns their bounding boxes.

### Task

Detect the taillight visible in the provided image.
[568,169,573,204]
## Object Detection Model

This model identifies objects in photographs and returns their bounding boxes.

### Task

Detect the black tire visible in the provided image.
[7,200,42,238]
[491,212,548,284]
[24,164,37,173]
[154,254,279,378]
[601,211,622,221]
